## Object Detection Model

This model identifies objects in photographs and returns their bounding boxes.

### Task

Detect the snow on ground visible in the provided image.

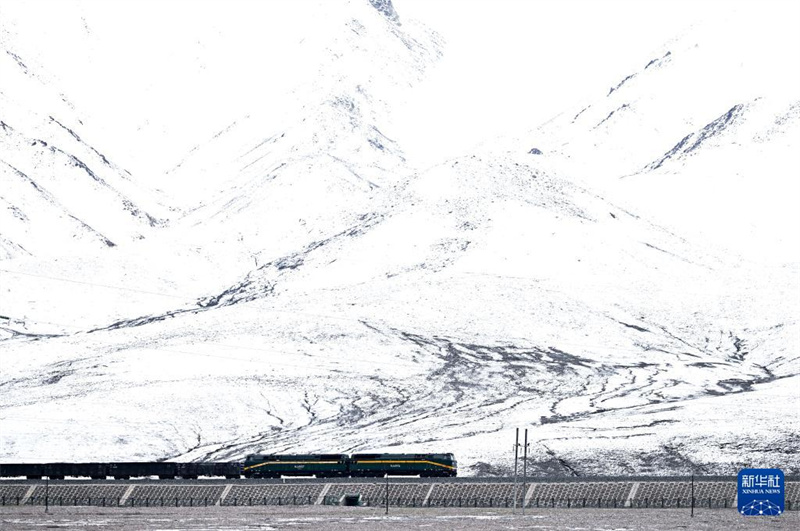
[0,45,165,259]
[2,507,798,531]
[0,0,798,476]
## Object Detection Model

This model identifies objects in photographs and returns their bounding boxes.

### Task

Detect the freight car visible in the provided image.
[106,462,241,479]
[0,461,242,480]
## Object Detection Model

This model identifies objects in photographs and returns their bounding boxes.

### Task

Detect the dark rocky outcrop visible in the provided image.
[369,0,400,23]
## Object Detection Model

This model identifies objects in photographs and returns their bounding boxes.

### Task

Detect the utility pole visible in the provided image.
[522,429,529,516]
[385,474,389,515]
[513,428,520,513]
[44,477,49,513]
[691,474,695,517]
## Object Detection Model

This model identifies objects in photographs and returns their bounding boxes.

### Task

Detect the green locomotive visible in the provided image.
[349,453,456,477]
[243,454,349,478]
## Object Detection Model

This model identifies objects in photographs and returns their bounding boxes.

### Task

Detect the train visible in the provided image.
[0,453,457,480]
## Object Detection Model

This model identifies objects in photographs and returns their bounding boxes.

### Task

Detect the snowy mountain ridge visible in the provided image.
[0,42,166,259]
[0,0,798,476]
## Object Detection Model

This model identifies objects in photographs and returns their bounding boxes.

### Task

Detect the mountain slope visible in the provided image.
[2,145,796,475]
[515,8,800,263]
[0,43,165,259]
[153,0,442,265]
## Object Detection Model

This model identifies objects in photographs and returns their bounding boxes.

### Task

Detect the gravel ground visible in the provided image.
[0,506,797,530]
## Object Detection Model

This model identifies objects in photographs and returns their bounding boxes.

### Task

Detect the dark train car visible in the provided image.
[349,453,457,477]
[175,462,240,479]
[243,454,348,478]
[69,463,107,479]
[41,463,67,480]
[0,461,242,480]
[175,462,204,479]
[182,462,212,479]
[109,462,241,479]
[212,461,243,479]
[44,463,107,480]
[108,462,179,479]
[0,463,106,480]
[0,463,45,479]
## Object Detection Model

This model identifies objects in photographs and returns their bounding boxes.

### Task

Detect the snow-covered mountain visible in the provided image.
[513,8,800,263]
[0,42,165,259]
[0,0,797,477]
[157,0,442,266]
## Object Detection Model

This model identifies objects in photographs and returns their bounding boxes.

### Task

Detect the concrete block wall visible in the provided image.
[127,485,226,507]
[25,484,128,506]
[222,484,323,506]
[326,482,430,506]
[1,479,797,509]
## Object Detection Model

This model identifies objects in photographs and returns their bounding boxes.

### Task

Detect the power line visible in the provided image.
[139,345,420,372]
[0,268,190,300]
[209,342,418,369]
[0,416,188,429]
[2,261,782,311]
[0,326,425,371]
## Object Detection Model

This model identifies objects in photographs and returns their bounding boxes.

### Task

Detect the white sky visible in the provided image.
[1,0,791,175]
